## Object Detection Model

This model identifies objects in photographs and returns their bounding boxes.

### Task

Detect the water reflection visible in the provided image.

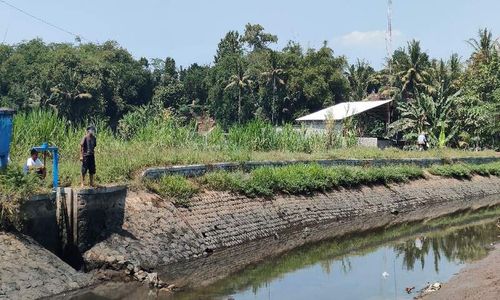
[168,215,499,300]
[394,223,497,273]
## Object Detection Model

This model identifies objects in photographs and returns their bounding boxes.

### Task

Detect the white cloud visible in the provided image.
[339,30,402,47]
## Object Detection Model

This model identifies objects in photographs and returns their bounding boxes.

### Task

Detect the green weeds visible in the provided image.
[152,162,500,200]
[8,110,498,189]
[0,166,46,229]
[197,164,425,197]
[144,175,198,207]
[428,162,500,178]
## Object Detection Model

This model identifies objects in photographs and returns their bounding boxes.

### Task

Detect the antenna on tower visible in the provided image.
[386,0,393,59]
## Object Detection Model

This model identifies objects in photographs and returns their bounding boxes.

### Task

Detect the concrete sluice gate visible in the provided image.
[20,185,127,269]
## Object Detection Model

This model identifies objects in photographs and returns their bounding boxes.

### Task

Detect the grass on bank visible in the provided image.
[198,164,424,197]
[149,164,425,200]
[428,162,500,178]
[146,162,500,205]
[144,175,198,207]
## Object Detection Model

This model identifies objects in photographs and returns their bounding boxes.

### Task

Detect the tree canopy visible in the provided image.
[0,25,498,148]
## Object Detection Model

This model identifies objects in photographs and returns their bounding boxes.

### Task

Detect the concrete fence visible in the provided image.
[141,156,500,179]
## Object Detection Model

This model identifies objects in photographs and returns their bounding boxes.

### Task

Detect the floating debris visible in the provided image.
[382,271,389,278]
[420,282,442,296]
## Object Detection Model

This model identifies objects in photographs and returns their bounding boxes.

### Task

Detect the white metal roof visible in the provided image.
[296,99,392,121]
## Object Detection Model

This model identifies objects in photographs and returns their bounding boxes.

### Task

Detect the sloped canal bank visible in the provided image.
[3,176,500,299]
[62,207,500,300]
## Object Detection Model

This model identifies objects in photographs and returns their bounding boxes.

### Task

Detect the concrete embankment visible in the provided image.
[84,175,500,287]
[0,232,91,300]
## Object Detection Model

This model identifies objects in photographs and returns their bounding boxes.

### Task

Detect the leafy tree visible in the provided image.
[214,31,242,63]
[301,42,349,110]
[179,63,210,111]
[241,23,278,51]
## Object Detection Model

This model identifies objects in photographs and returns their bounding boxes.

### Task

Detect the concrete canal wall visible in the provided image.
[83,175,500,286]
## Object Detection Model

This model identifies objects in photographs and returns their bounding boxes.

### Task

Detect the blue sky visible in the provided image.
[0,0,499,69]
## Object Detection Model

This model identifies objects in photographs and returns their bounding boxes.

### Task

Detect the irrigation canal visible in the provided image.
[69,208,500,300]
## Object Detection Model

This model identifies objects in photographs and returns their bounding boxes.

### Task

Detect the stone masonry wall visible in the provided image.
[0,232,90,300]
[20,193,60,255]
[83,175,500,286]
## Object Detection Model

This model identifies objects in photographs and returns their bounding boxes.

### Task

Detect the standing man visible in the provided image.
[80,126,97,187]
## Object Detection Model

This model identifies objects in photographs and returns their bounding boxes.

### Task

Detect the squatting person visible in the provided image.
[80,126,97,187]
[26,148,46,178]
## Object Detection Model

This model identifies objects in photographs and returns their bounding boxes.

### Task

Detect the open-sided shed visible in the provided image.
[296,99,393,131]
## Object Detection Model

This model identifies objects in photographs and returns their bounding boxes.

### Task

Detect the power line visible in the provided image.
[0,0,88,42]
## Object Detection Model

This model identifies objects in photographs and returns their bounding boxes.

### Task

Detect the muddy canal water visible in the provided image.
[73,210,500,300]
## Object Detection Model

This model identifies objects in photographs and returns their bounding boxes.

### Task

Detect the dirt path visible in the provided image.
[424,244,500,300]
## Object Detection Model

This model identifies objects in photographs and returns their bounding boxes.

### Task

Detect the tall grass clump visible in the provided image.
[226,120,333,153]
[144,175,198,207]
[0,166,45,229]
[11,110,79,158]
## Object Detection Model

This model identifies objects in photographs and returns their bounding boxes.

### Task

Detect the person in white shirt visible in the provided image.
[417,132,428,151]
[26,149,46,178]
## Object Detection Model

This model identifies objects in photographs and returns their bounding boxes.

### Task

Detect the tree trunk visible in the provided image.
[272,76,276,125]
[238,87,242,124]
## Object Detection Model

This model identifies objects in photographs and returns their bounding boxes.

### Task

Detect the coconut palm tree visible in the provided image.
[261,51,285,124]
[225,62,253,123]
[428,54,463,99]
[345,60,375,101]
[391,40,432,99]
[467,28,496,62]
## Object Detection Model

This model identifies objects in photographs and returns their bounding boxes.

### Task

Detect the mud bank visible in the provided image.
[83,175,500,287]
[423,244,500,300]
